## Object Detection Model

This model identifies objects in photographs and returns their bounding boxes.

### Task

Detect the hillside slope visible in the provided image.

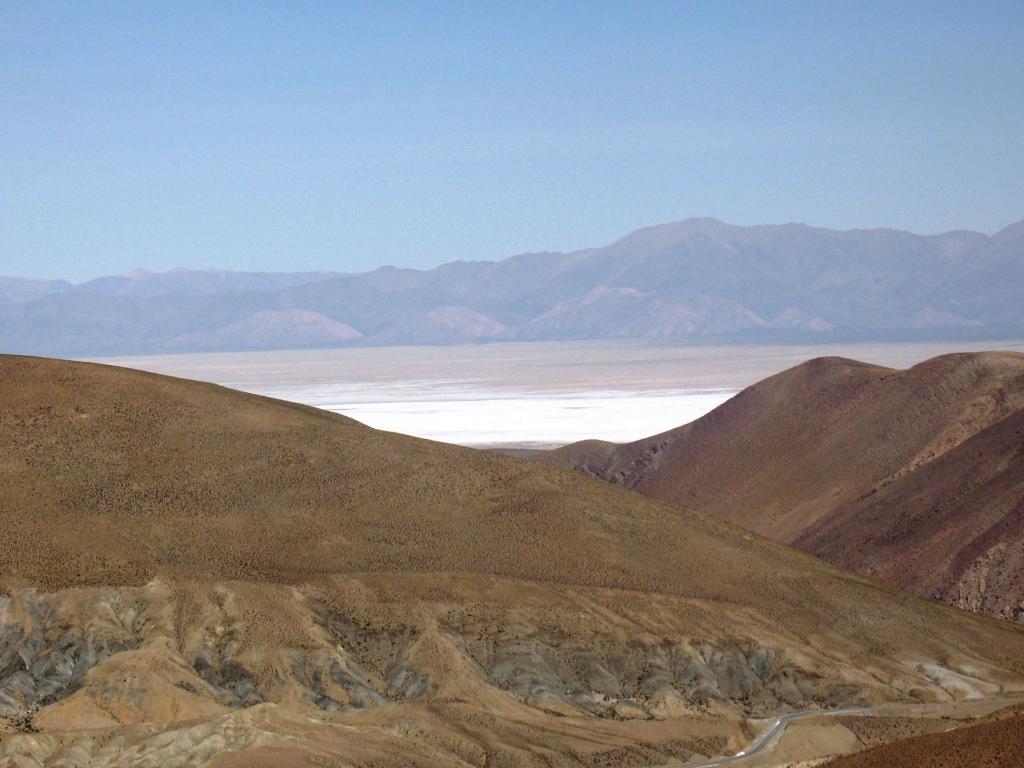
[3,355,1024,766]
[798,409,1024,621]
[541,352,1024,620]
[823,706,1024,768]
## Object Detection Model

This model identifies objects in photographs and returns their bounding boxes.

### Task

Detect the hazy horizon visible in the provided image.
[4,213,1024,283]
[4,2,1023,281]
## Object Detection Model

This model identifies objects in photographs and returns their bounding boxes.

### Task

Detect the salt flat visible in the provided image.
[288,388,735,446]
[92,338,1024,447]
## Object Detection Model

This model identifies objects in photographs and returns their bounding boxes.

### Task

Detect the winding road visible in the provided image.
[663,706,869,767]
[660,696,1020,768]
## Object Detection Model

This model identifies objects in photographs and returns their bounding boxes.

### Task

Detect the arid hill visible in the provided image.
[540,351,1024,620]
[822,706,1024,768]
[3,354,1024,767]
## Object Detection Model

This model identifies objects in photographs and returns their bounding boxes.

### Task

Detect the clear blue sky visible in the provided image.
[2,1,1023,281]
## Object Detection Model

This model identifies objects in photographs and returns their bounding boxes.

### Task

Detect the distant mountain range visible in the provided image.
[3,217,1023,356]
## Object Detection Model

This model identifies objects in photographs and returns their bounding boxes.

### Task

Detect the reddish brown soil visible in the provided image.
[541,352,1024,619]
[798,408,1024,620]
[824,712,1024,767]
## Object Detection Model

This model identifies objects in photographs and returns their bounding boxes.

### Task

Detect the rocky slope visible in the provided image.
[3,354,1024,766]
[540,352,1024,621]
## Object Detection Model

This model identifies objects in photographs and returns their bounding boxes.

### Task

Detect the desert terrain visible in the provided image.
[5,3,1022,764]
[541,351,1024,622]
[820,703,1024,767]
[3,354,1024,766]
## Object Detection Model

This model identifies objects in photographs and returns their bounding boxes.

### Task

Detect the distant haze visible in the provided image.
[2,4,1023,280]
[1,217,1022,357]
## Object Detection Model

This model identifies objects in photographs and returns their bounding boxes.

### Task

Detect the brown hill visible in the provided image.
[540,351,1024,620]
[3,354,1024,767]
[823,707,1024,768]
[798,408,1024,621]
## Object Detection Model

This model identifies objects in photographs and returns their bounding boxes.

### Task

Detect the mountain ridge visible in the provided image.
[1,216,1022,355]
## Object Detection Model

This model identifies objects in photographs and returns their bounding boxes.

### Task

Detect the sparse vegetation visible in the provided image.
[542,352,1024,621]
[3,355,1024,767]
[825,710,1024,767]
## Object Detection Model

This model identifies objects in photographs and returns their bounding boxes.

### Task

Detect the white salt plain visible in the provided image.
[262,386,735,446]
[95,338,1024,447]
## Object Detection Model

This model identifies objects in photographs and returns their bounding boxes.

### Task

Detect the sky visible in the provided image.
[2,1,1023,282]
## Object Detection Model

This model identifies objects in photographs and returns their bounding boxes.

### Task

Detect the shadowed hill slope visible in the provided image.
[3,354,1024,766]
[797,408,1024,621]
[823,706,1024,768]
[540,351,1024,620]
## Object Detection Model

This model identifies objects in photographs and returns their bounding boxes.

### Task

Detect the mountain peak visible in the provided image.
[606,216,735,251]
